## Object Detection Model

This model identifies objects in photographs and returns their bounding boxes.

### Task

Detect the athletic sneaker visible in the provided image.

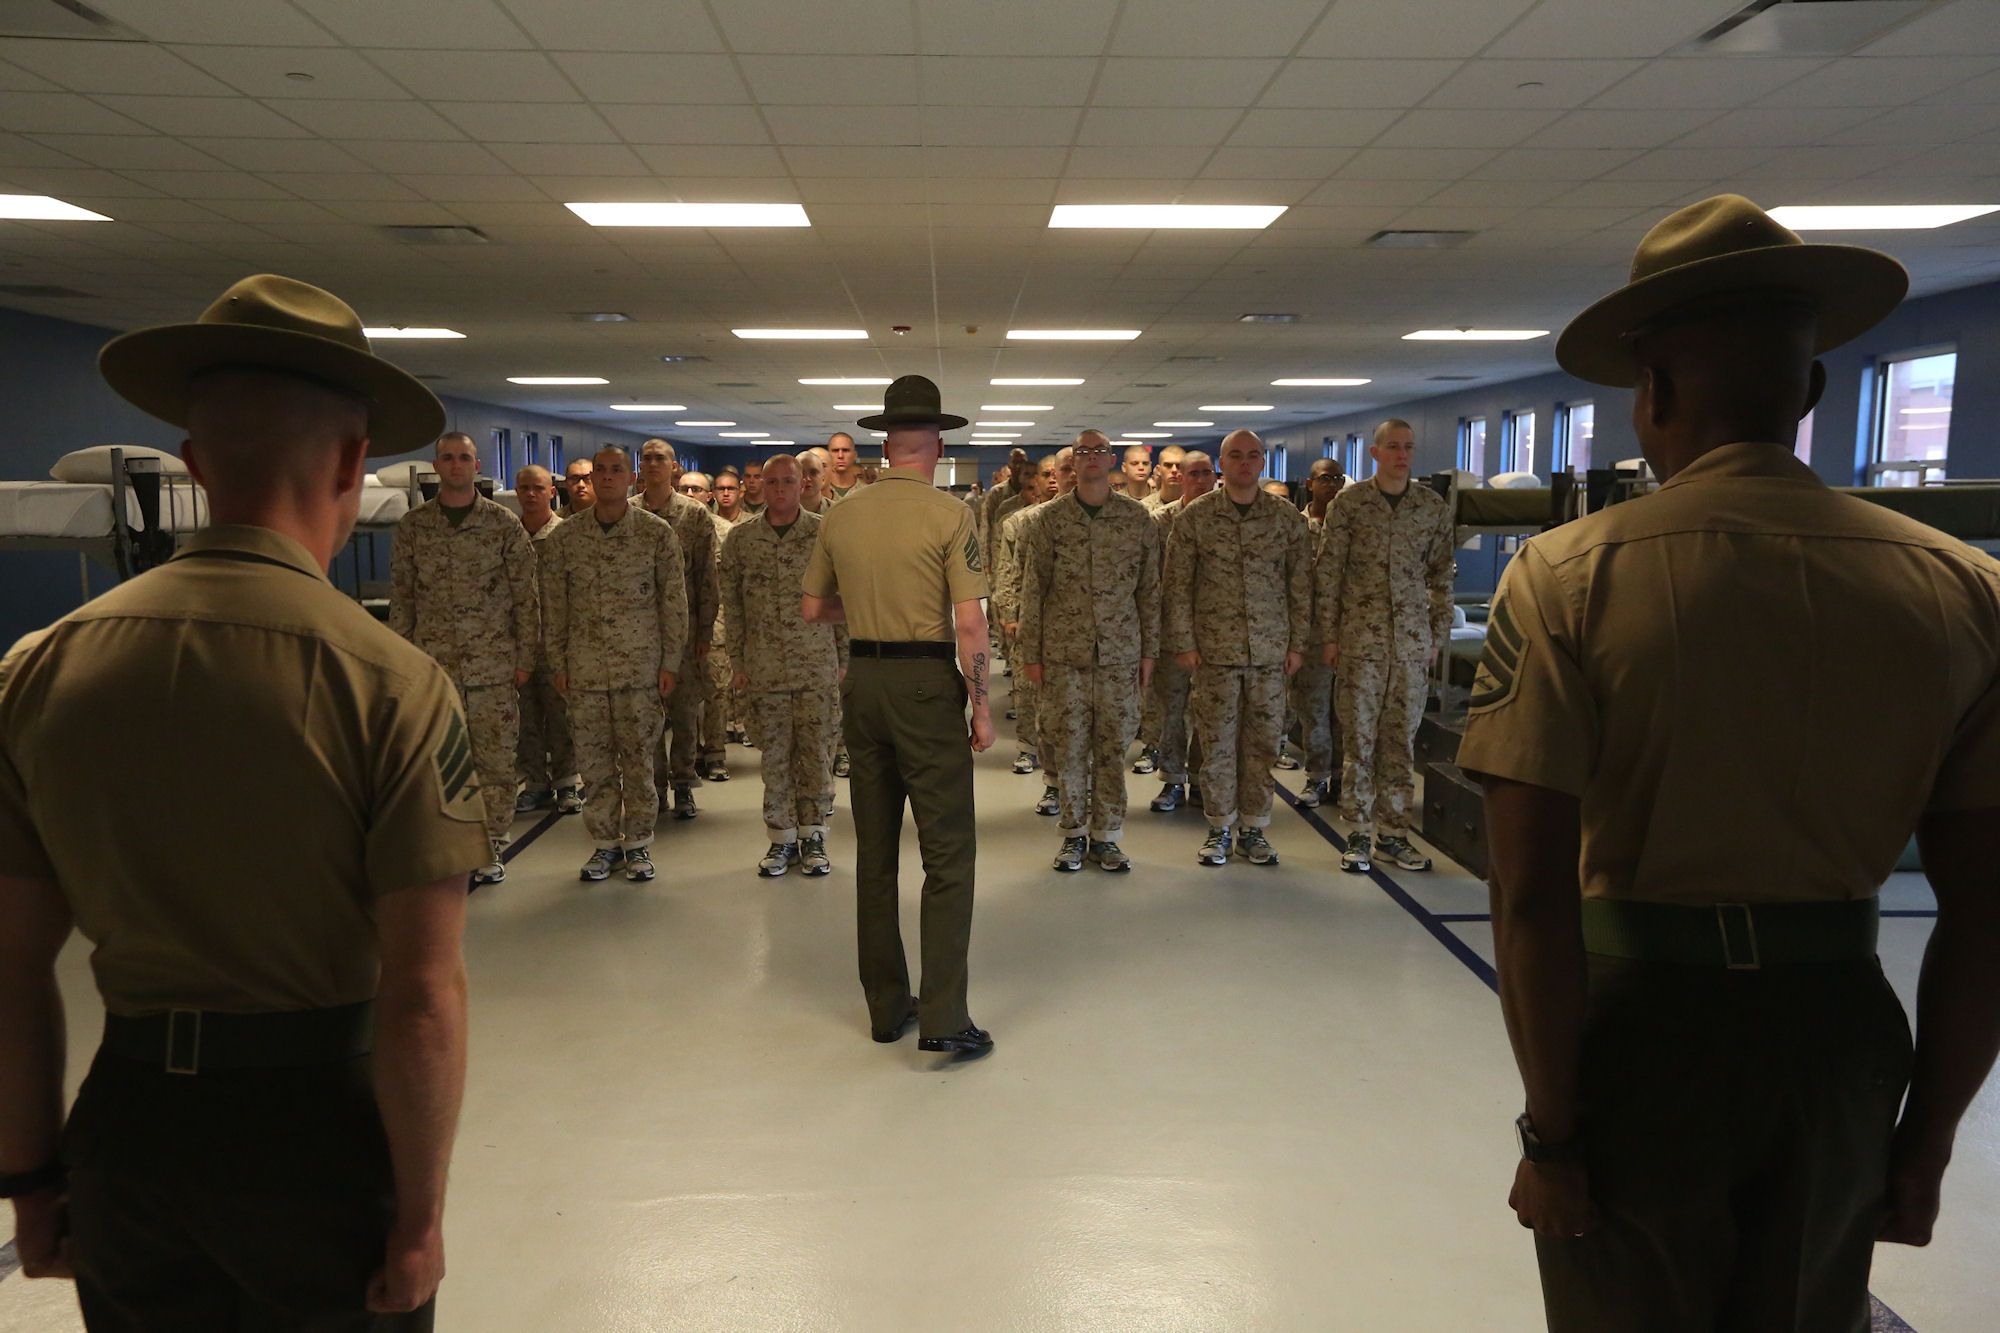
[1274,751,1301,771]
[1376,835,1433,872]
[1298,777,1332,808]
[1012,750,1039,775]
[1131,748,1158,775]
[834,752,850,778]
[1236,827,1279,865]
[702,758,731,783]
[1053,835,1087,872]
[757,842,796,878]
[1034,785,1061,816]
[1150,782,1185,813]
[554,784,583,814]
[471,841,506,886]
[1091,840,1131,872]
[580,847,623,882]
[1341,832,1373,875]
[800,832,831,877]
[515,787,551,814]
[673,785,698,820]
[623,847,656,882]
[1197,827,1232,866]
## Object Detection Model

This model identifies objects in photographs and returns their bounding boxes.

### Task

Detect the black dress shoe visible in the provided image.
[871,998,919,1043]
[917,1025,994,1056]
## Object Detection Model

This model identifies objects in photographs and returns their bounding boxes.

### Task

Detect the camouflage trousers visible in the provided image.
[571,686,665,849]
[656,656,705,790]
[701,644,734,761]
[1189,663,1287,829]
[1335,657,1429,836]
[749,686,837,838]
[1042,663,1141,840]
[1287,663,1339,781]
[516,669,575,791]
[1151,656,1197,784]
[457,682,519,844]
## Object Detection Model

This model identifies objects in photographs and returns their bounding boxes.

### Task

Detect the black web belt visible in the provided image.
[101,1000,376,1075]
[848,640,956,661]
[1581,898,1879,970]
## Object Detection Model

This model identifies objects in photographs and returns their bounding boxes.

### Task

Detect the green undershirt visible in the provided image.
[441,501,474,529]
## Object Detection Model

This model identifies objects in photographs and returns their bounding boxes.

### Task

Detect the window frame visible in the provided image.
[489,427,511,485]
[1554,401,1594,473]
[1865,344,1955,487]
[1456,416,1487,474]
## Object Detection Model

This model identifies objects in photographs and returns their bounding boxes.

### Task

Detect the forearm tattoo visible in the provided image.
[970,650,988,710]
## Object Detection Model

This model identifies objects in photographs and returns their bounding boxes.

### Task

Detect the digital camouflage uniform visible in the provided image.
[991,501,1050,773]
[1289,510,1340,783]
[704,509,748,759]
[1147,498,1199,785]
[1313,478,1455,836]
[1018,493,1161,840]
[1164,489,1314,829]
[720,511,840,840]
[637,489,719,790]
[518,512,575,791]
[388,494,540,843]
[543,505,688,849]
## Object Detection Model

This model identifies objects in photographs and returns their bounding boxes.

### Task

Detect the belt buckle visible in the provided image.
[1717,904,1760,971]
[165,1009,201,1075]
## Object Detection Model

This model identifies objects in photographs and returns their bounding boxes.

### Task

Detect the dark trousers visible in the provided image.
[63,1049,429,1332]
[843,657,977,1038]
[1538,956,1912,1333]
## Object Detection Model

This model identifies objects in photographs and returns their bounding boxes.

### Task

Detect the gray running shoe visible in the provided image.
[554,784,583,814]
[471,840,506,886]
[515,787,551,814]
[1131,748,1158,775]
[800,832,831,876]
[1053,835,1087,872]
[1197,827,1232,866]
[1150,782,1184,812]
[1341,832,1373,874]
[1035,785,1061,816]
[1012,750,1039,774]
[1237,827,1278,865]
[1376,835,1432,872]
[580,847,622,882]
[1091,840,1131,872]
[757,842,794,878]
[623,847,656,882]
[1298,777,1331,808]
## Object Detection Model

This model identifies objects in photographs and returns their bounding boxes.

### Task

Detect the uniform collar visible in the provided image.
[1659,442,1821,491]
[877,466,933,485]
[172,524,331,584]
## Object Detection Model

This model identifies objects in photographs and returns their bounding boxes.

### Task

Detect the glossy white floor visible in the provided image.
[3,674,1994,1332]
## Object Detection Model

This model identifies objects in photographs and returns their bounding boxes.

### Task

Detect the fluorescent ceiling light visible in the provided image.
[1901,407,1950,414]
[508,376,608,385]
[869,431,886,438]
[365,326,464,340]
[609,403,686,412]
[982,403,1053,411]
[1198,404,1274,412]
[800,376,892,386]
[971,432,1020,438]
[832,403,882,411]
[718,431,768,438]
[677,420,735,427]
[1122,432,1171,439]
[1769,204,2000,231]
[1049,204,1286,230]
[975,420,1035,427]
[734,328,866,340]
[1155,420,1214,427]
[761,440,796,446]
[1006,329,1141,341]
[565,202,811,228]
[0,194,111,221]
[1271,377,1371,387]
[1402,329,1548,342]
[993,377,1083,386]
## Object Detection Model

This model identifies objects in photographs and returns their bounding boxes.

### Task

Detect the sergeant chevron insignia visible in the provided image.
[434,709,485,820]
[1468,595,1526,713]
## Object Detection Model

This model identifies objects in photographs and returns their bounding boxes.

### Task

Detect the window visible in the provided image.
[1793,411,1813,466]
[1268,446,1288,482]
[549,434,564,471]
[1501,410,1537,475]
[1556,402,1594,472]
[1457,417,1487,474]
[1869,349,1954,486]
[1321,436,1338,459]
[489,427,511,483]
[522,430,539,469]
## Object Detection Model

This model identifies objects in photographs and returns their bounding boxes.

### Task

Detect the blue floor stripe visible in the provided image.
[466,807,566,895]
[0,1240,16,1284]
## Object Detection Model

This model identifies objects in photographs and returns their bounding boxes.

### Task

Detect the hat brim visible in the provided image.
[855,409,969,432]
[99,323,447,456]
[1556,243,1909,388]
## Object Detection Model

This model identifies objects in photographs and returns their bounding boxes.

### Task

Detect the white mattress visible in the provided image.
[356,485,409,527]
[0,481,209,540]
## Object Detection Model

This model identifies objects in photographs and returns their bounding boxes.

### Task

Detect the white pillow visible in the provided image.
[49,445,189,484]
[373,460,427,488]
[1488,470,1543,490]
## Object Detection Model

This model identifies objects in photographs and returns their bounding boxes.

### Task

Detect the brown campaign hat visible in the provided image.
[1556,194,1908,388]
[98,274,448,456]
[856,374,969,432]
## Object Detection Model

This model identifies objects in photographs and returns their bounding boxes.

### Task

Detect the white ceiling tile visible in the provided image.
[1297,0,1536,58]
[1077,107,1240,147]
[1114,0,1332,57]
[1259,59,1461,108]
[1589,58,1827,109]
[0,166,163,197]
[1336,147,1498,179]
[547,53,748,104]
[597,104,775,146]
[916,0,1120,56]
[1830,102,2000,144]
[170,47,415,100]
[631,145,790,176]
[83,0,339,45]
[0,92,151,135]
[279,99,462,141]
[779,146,926,177]
[1599,146,1778,180]
[922,147,1070,177]
[1755,144,1912,180]
[425,200,571,225]
[761,106,920,147]
[118,170,297,199]
[1759,55,1998,107]
[495,0,724,52]
[291,0,530,49]
[1166,177,1320,203]
[0,38,232,95]
[26,134,222,171]
[1090,58,1281,107]
[1424,178,1578,207]
[198,198,340,226]
[921,106,1081,146]
[183,137,372,172]
[1199,146,1355,178]
[1061,145,1210,177]
[1933,65,2000,103]
[332,140,512,173]
[1229,108,1401,147]
[0,134,82,168]
[1374,108,1560,149]
[1422,58,1642,108]
[93,96,313,139]
[1523,107,1722,149]
[0,59,57,92]
[734,56,918,104]
[260,172,425,202]
[485,143,650,175]
[1674,106,1882,149]
[1545,180,1696,208]
[918,56,1100,106]
[1488,0,1746,57]
[366,50,579,102]
[711,0,917,54]
[318,200,465,225]
[1860,0,2000,56]
[438,103,618,144]
[522,173,662,196]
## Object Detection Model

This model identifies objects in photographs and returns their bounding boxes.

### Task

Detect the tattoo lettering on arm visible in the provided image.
[971,651,988,709]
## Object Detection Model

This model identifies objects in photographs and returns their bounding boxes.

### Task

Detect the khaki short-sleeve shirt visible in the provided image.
[1457,444,2000,906]
[802,468,987,642]
[0,525,490,1015]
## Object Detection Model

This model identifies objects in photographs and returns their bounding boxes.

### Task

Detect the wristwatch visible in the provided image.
[1515,1113,1583,1165]
[0,1162,66,1199]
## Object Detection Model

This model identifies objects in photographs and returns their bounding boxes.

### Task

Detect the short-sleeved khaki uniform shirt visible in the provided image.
[1457,444,2000,906]
[0,525,490,1015]
[802,467,987,642]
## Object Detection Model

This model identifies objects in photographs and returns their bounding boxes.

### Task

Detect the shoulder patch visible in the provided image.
[964,529,984,572]
[434,709,485,822]
[1467,595,1527,713]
